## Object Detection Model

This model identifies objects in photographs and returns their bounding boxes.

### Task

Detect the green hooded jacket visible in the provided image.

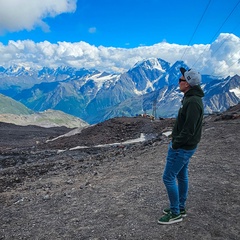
[172,85,204,150]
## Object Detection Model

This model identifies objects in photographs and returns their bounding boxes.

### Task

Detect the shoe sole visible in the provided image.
[163,210,187,218]
[158,218,183,225]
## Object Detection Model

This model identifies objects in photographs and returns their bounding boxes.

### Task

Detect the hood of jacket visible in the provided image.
[184,85,204,98]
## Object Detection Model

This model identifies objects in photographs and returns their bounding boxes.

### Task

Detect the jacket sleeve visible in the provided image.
[172,101,202,149]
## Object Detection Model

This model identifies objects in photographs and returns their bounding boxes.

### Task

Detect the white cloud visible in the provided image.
[0,0,77,33]
[0,33,239,77]
[208,34,240,76]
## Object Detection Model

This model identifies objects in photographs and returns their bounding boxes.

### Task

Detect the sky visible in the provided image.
[0,0,240,77]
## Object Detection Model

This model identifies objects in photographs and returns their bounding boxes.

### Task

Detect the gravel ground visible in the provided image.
[0,107,240,240]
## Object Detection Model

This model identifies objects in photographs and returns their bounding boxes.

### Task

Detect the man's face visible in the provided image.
[179,76,190,93]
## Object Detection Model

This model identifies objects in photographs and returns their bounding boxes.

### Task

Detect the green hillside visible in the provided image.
[0,94,33,114]
[0,94,89,128]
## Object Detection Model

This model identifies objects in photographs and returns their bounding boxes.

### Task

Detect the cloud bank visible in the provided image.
[0,33,239,77]
[0,0,77,33]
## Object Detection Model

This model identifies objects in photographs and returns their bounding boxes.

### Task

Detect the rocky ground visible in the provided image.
[0,105,240,240]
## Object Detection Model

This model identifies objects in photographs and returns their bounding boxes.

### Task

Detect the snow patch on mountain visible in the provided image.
[133,58,166,72]
[230,87,240,98]
[86,72,119,89]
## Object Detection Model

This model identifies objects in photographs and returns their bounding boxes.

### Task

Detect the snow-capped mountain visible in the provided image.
[0,58,239,124]
[0,65,95,96]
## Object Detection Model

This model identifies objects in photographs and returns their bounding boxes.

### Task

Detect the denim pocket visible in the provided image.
[179,148,196,163]
[169,141,178,151]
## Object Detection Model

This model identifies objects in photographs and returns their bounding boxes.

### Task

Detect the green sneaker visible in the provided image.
[163,208,187,217]
[158,212,182,225]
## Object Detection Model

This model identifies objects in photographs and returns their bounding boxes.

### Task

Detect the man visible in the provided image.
[158,67,204,225]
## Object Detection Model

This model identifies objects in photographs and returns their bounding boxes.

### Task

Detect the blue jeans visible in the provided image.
[162,142,196,215]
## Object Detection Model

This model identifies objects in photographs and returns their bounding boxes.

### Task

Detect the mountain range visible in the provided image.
[0,58,240,124]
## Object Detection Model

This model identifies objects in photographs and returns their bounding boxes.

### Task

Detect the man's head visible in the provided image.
[179,67,201,93]
[180,67,201,87]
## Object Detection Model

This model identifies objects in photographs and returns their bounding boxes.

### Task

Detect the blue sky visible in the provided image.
[1,0,240,47]
[0,0,240,77]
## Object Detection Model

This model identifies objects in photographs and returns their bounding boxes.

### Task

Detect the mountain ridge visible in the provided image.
[0,58,239,124]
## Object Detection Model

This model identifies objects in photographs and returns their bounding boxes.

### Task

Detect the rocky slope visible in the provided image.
[0,105,240,239]
[0,109,89,129]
